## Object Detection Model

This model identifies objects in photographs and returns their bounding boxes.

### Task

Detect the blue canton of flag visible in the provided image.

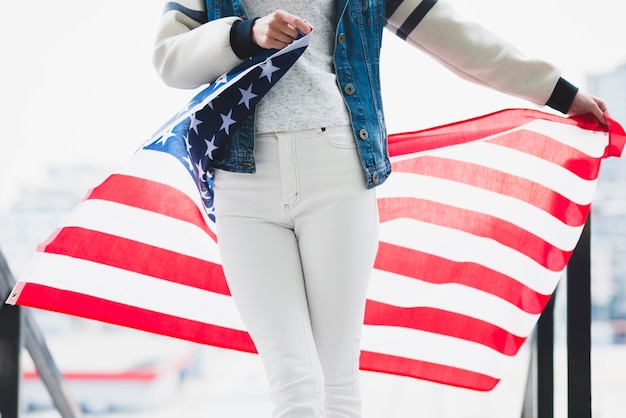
[143,33,311,222]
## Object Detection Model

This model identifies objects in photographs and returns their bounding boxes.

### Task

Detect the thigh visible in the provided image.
[213,141,323,386]
[214,212,326,413]
[294,126,380,379]
[299,191,379,379]
[215,212,314,355]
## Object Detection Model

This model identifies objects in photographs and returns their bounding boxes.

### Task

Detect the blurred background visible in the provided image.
[1,0,625,417]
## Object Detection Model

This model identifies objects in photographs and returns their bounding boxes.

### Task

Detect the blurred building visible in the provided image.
[0,164,113,336]
[0,164,111,277]
[587,62,626,342]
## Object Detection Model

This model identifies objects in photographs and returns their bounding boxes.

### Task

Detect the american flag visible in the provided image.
[6,29,625,390]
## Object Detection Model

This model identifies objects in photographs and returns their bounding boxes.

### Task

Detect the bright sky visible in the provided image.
[1,0,625,209]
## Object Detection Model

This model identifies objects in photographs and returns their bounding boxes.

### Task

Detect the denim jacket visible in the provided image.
[206,0,391,188]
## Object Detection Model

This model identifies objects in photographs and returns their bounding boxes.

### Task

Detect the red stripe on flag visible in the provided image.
[386,108,607,157]
[392,156,590,227]
[86,174,216,241]
[39,227,230,295]
[378,197,572,271]
[374,242,550,315]
[364,301,525,356]
[359,351,499,391]
[17,283,500,389]
[605,115,626,157]
[16,283,256,352]
[487,130,601,180]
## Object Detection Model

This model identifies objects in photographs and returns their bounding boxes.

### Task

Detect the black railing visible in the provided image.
[566,219,592,418]
[0,250,82,418]
[524,219,592,418]
[0,298,21,418]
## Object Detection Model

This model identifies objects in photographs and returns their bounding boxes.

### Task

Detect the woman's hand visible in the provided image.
[251,10,312,50]
[568,91,608,125]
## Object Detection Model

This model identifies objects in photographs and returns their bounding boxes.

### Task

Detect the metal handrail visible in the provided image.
[523,219,592,418]
[0,249,82,418]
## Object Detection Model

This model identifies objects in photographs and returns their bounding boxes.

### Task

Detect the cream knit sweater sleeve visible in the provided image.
[153,0,244,89]
[386,0,562,106]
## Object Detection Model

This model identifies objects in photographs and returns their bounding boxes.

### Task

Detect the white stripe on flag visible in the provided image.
[378,173,586,249]
[425,142,598,202]
[361,325,513,379]
[523,120,611,157]
[19,252,245,330]
[379,219,562,293]
[62,199,219,263]
[368,270,540,336]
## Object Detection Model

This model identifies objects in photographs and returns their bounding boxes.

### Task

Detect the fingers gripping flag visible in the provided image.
[6,34,626,392]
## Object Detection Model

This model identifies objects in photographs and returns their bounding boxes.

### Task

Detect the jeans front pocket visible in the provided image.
[322,125,357,149]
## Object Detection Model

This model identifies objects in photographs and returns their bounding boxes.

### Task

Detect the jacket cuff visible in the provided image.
[545,77,579,114]
[230,18,261,59]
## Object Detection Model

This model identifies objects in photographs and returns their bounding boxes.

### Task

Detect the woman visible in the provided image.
[153,1,607,416]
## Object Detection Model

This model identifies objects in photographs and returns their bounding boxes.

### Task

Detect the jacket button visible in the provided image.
[358,129,368,140]
[337,33,345,43]
[372,173,379,183]
[344,84,355,95]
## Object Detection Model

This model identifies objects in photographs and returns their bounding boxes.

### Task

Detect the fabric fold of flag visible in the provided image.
[360,109,624,390]
[6,43,625,392]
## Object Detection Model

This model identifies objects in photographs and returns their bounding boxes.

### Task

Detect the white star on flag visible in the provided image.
[238,84,258,109]
[189,113,203,134]
[215,73,228,86]
[195,159,206,181]
[204,136,218,159]
[156,130,175,146]
[259,59,280,82]
[219,110,236,134]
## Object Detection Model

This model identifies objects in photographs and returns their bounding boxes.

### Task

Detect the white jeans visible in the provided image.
[213,126,379,417]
